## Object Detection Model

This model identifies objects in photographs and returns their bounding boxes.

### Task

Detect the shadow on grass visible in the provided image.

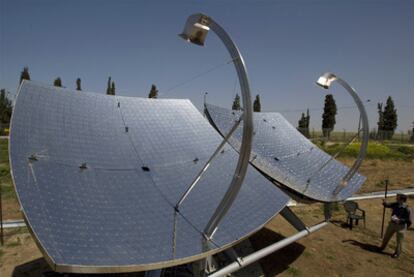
[249,227,305,276]
[342,239,390,256]
[12,257,51,277]
[330,219,350,229]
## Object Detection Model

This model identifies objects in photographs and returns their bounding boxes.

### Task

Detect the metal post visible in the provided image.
[208,221,328,277]
[175,117,242,210]
[0,178,3,245]
[380,179,389,238]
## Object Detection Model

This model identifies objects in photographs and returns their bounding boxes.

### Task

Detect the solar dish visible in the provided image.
[205,103,366,202]
[9,81,289,273]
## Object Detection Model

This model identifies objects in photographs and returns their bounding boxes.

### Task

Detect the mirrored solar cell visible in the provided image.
[9,81,289,273]
[205,103,366,202]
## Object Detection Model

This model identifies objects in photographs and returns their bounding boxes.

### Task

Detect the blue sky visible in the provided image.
[1,0,413,132]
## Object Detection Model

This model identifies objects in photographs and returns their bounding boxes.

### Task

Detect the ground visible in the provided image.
[251,198,414,277]
[1,138,414,276]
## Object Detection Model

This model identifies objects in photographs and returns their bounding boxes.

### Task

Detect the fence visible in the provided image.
[297,128,414,144]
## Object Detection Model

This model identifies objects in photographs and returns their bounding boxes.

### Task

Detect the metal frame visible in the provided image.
[316,73,369,195]
[179,13,254,239]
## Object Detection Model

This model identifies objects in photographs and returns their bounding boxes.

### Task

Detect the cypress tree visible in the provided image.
[111,81,116,95]
[253,94,261,112]
[297,109,310,138]
[106,77,112,95]
[305,109,310,138]
[76,78,82,91]
[0,89,13,124]
[382,96,397,139]
[148,84,158,99]
[377,103,384,140]
[298,112,306,131]
[411,122,414,142]
[20,67,31,84]
[53,77,62,87]
[321,94,337,139]
[232,94,241,110]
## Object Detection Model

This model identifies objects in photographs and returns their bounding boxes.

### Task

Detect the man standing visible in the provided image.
[379,193,412,258]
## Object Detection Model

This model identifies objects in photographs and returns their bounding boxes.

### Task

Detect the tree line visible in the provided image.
[230,92,402,141]
[0,66,408,142]
[0,67,161,127]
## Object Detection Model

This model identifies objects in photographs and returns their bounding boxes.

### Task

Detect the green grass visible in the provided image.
[0,139,15,200]
[319,142,413,160]
[286,266,301,277]
[326,255,336,261]
[7,227,29,236]
[6,237,21,248]
[310,131,413,143]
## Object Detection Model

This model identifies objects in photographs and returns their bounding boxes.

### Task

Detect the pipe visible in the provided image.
[208,221,328,277]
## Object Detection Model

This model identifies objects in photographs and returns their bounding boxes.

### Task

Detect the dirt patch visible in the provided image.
[1,198,413,276]
[250,197,414,277]
[338,158,414,193]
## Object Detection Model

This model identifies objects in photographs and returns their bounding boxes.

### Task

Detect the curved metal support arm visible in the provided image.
[333,77,369,193]
[190,15,253,238]
[317,73,369,195]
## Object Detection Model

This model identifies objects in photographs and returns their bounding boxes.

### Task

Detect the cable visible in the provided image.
[159,58,235,96]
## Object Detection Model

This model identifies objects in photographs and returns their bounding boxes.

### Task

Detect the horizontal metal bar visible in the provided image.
[208,221,328,277]
[347,188,414,201]
[1,219,26,229]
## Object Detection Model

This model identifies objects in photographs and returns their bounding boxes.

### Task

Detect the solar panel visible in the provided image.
[205,103,366,202]
[9,81,289,273]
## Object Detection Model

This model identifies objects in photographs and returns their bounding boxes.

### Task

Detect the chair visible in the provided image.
[343,201,366,230]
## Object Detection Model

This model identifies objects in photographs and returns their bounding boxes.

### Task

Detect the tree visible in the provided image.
[321,94,337,139]
[382,96,398,139]
[20,67,31,84]
[411,122,414,142]
[253,94,261,112]
[377,103,384,140]
[105,77,115,96]
[106,77,112,95]
[76,78,82,91]
[0,89,13,124]
[232,94,241,110]
[53,77,62,87]
[148,84,158,99]
[297,109,310,138]
[111,81,116,95]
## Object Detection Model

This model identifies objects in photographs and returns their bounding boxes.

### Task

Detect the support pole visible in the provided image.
[380,179,389,238]
[175,117,242,210]
[208,221,328,277]
[0,178,3,246]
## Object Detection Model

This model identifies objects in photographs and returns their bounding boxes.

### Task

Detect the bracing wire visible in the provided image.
[159,58,235,96]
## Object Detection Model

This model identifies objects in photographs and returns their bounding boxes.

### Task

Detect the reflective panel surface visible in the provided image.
[205,103,366,202]
[9,81,289,273]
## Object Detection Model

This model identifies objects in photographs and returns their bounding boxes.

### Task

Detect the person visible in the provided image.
[379,193,412,258]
